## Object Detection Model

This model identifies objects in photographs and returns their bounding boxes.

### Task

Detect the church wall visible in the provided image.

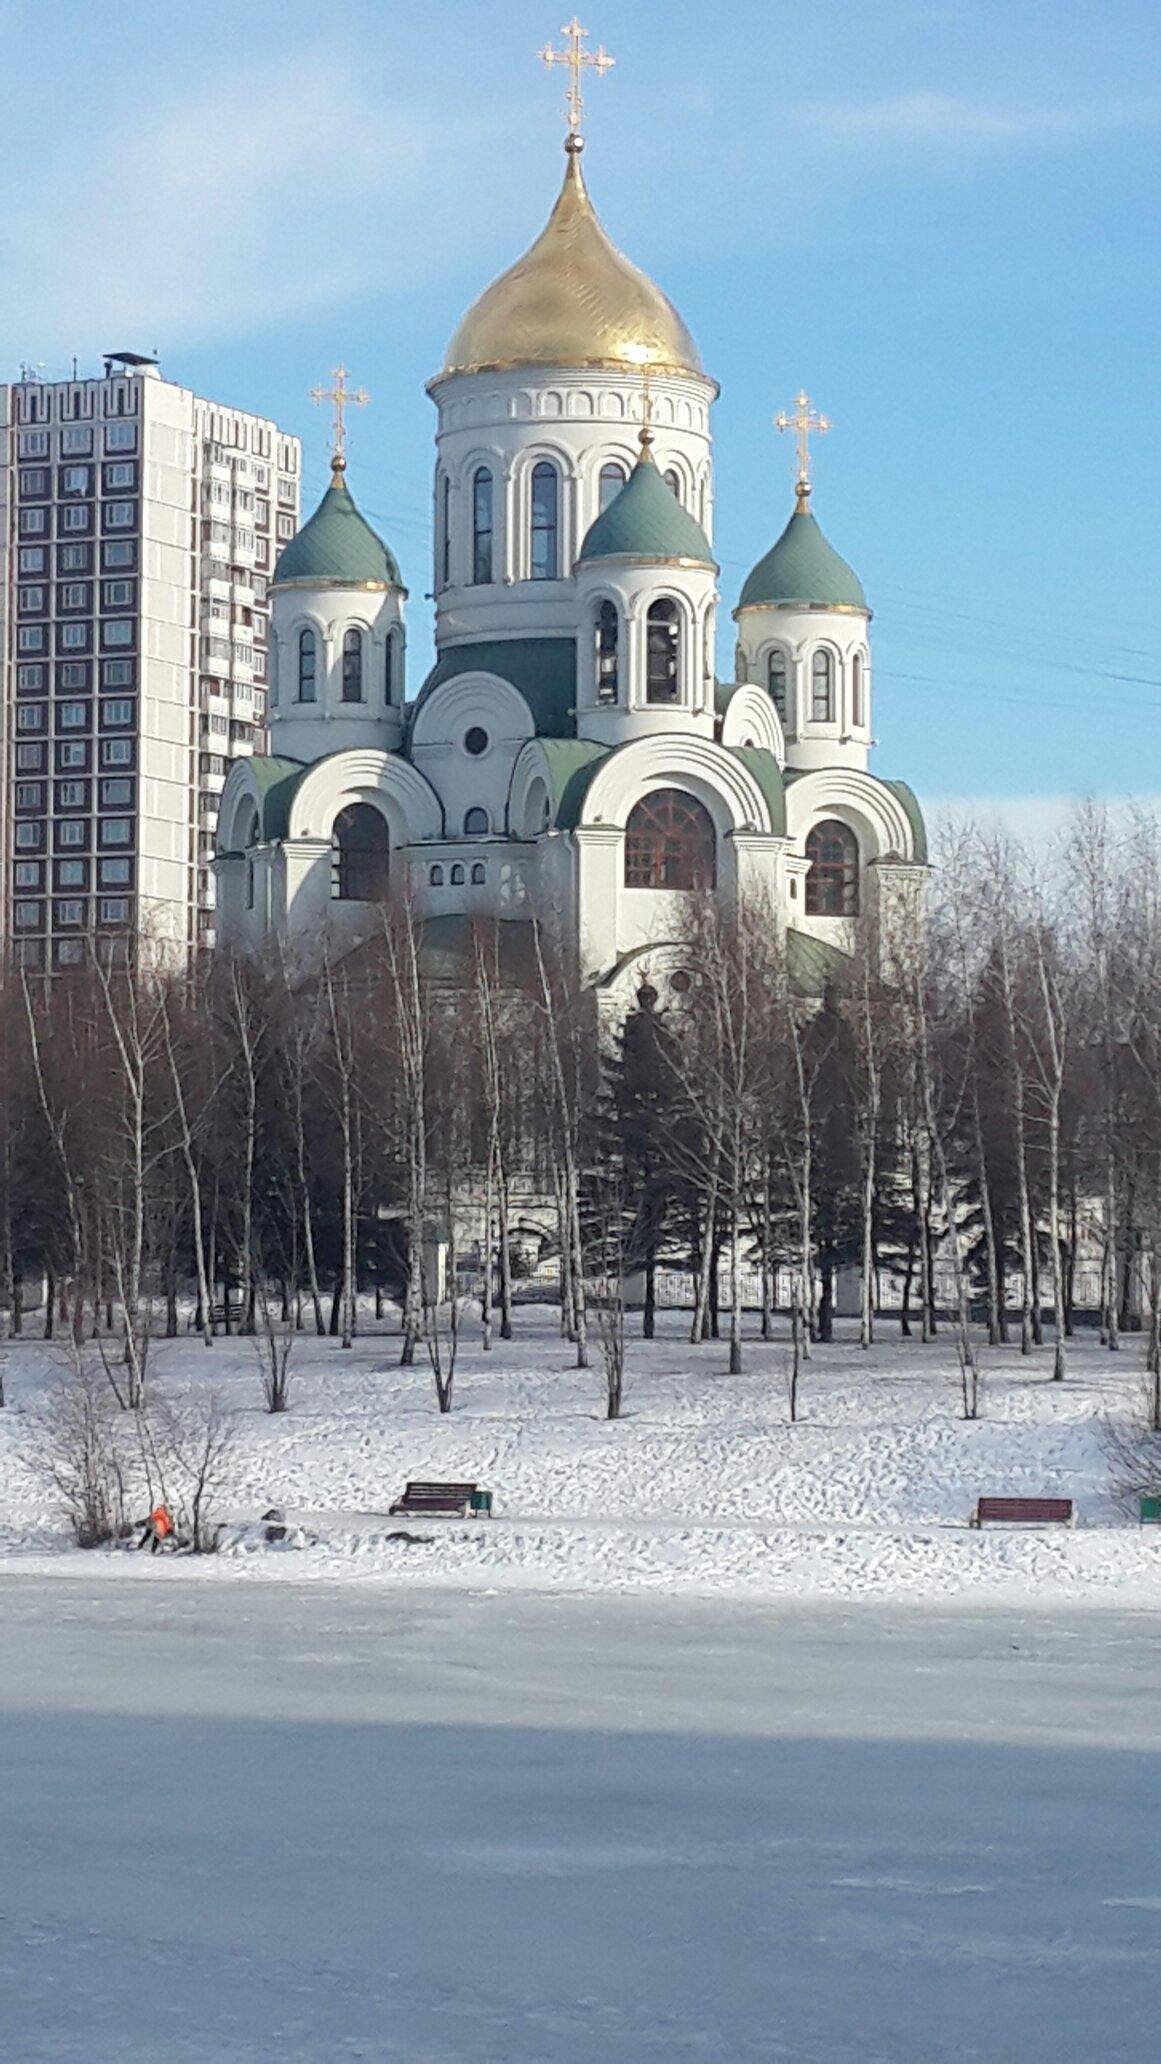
[735,602,871,772]
[269,583,404,764]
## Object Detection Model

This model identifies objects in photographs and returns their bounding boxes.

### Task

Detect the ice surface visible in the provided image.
[1,1579,1159,2062]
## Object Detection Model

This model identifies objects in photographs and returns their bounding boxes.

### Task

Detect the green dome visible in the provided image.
[273,469,402,588]
[738,504,866,612]
[578,452,715,567]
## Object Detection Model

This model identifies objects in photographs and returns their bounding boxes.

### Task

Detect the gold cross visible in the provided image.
[538,18,615,139]
[311,363,369,477]
[775,390,831,509]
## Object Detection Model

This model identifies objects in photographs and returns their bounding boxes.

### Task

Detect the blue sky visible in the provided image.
[1,0,1158,804]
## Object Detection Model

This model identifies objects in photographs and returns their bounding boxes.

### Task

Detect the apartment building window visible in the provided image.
[56,900,86,928]
[55,941,84,967]
[60,465,93,495]
[103,461,137,492]
[16,705,46,732]
[58,542,92,573]
[99,857,132,886]
[20,468,49,495]
[19,547,47,574]
[101,620,134,650]
[14,863,43,889]
[58,701,89,729]
[18,586,47,613]
[61,427,93,456]
[16,745,45,772]
[57,781,90,810]
[101,659,134,689]
[14,903,42,930]
[56,860,88,890]
[19,509,48,537]
[17,664,47,693]
[19,431,49,459]
[16,783,45,811]
[56,821,87,849]
[102,540,136,571]
[100,739,134,767]
[101,699,135,728]
[58,663,91,690]
[99,818,133,847]
[101,579,135,609]
[277,477,295,505]
[15,823,45,850]
[18,626,47,654]
[105,501,136,530]
[99,899,130,924]
[61,505,92,533]
[59,582,92,612]
[57,742,89,771]
[58,624,90,654]
[99,778,134,808]
[277,514,294,540]
[105,423,137,453]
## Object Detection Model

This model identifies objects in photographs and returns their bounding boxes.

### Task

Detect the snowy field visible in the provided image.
[2,1579,1160,2062]
[1,1309,1160,1601]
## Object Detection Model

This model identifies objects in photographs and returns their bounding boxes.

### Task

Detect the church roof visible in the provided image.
[273,469,402,589]
[786,927,852,998]
[578,449,714,567]
[537,739,609,827]
[738,505,866,613]
[408,638,577,741]
[439,142,704,380]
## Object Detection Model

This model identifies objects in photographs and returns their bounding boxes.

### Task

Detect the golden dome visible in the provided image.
[440,141,704,380]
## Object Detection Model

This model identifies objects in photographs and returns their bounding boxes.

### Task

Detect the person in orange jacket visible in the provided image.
[139,1503,175,1553]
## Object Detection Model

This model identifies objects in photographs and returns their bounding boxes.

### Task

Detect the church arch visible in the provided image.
[529,458,560,580]
[624,788,716,890]
[297,625,318,703]
[471,465,494,585]
[595,597,620,704]
[809,644,839,724]
[645,597,683,705]
[332,802,389,902]
[341,626,365,703]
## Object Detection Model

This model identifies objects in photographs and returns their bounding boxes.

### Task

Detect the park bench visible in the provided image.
[970,1496,1075,1529]
[389,1481,493,1518]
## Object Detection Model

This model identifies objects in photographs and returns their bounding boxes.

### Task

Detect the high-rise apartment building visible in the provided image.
[0,354,300,966]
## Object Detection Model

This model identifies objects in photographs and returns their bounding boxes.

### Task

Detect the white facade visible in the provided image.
[0,357,299,966]
[215,143,925,999]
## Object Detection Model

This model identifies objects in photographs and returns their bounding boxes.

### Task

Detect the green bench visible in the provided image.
[1140,1494,1161,1525]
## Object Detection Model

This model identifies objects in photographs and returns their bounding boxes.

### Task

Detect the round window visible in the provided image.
[464,725,489,757]
[669,970,692,995]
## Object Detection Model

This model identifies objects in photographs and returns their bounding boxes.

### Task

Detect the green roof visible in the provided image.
[578,455,715,567]
[738,506,866,612]
[419,915,536,987]
[536,739,609,828]
[273,471,402,589]
[787,927,851,998]
[726,747,787,835]
[409,638,577,741]
[882,779,928,864]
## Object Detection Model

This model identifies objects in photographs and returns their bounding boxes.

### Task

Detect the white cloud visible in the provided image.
[800,90,1161,154]
[0,47,503,361]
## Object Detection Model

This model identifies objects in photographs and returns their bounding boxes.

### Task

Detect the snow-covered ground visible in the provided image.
[1,1309,1160,1602]
[2,1580,1159,2062]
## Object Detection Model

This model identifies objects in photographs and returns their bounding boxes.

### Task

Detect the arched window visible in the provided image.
[429,864,444,886]
[530,461,559,580]
[852,652,864,728]
[331,803,388,902]
[811,648,835,723]
[439,474,451,588]
[450,863,466,885]
[471,862,486,885]
[246,858,256,911]
[341,628,364,703]
[384,632,395,707]
[472,467,493,585]
[599,460,627,512]
[805,819,859,916]
[646,598,681,704]
[664,467,682,503]
[268,639,279,707]
[625,788,715,890]
[297,627,317,702]
[767,649,789,723]
[463,806,489,836]
[595,599,619,704]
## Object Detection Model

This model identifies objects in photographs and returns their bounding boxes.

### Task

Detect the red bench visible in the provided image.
[970,1497,1075,1529]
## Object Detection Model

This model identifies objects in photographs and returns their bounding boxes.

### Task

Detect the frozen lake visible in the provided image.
[2,1577,1160,2062]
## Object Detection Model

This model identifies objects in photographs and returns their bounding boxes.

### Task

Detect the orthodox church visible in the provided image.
[214,31,926,1005]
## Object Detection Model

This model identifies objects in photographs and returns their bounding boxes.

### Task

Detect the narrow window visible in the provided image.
[596,600,619,704]
[599,460,627,512]
[341,628,364,703]
[664,467,682,502]
[384,633,393,707]
[530,461,559,580]
[298,627,317,702]
[472,467,494,584]
[463,806,489,836]
[471,862,486,885]
[811,649,834,723]
[429,864,444,886]
[805,819,859,916]
[450,863,466,885]
[440,475,451,588]
[646,599,681,704]
[767,649,789,723]
[852,652,864,728]
[332,803,388,901]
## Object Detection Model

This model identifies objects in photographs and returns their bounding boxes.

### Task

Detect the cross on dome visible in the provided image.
[537,17,615,143]
[311,363,370,481]
[776,389,831,511]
